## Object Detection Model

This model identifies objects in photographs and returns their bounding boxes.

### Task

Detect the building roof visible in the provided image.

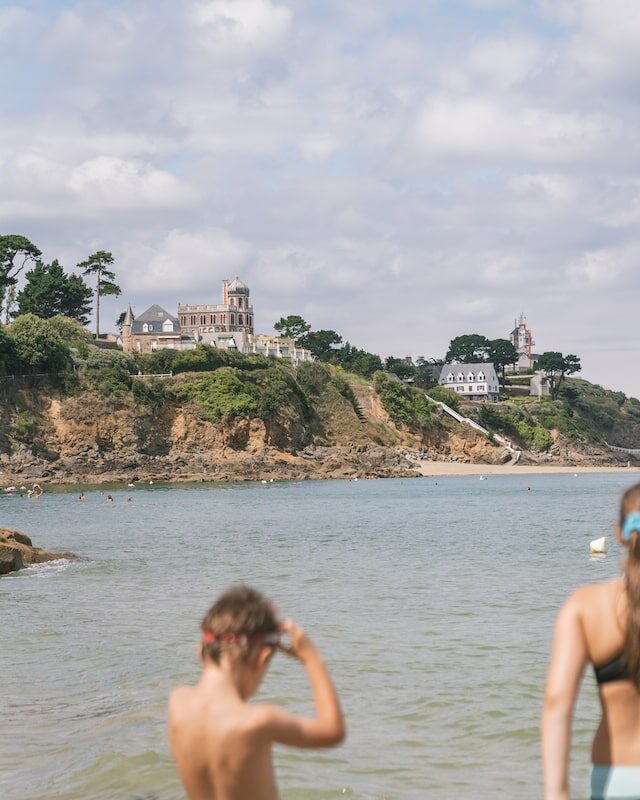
[227,276,249,294]
[439,362,499,382]
[131,304,180,334]
[123,305,134,325]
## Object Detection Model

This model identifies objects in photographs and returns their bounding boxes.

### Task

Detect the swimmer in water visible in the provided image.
[106,495,114,502]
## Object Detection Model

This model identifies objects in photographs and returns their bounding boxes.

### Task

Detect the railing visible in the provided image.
[131,372,174,380]
[605,442,640,456]
[423,393,521,462]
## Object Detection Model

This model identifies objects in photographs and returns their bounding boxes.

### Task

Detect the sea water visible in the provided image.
[0,473,636,799]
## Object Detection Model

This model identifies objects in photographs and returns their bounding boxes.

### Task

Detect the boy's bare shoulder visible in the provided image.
[168,685,195,717]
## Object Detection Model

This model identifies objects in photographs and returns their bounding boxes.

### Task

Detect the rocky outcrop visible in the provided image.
[0,529,78,576]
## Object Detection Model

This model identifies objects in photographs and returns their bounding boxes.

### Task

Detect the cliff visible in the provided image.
[0,362,635,486]
[0,362,501,484]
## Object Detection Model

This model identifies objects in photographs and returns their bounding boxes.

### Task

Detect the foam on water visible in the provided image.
[1,473,637,799]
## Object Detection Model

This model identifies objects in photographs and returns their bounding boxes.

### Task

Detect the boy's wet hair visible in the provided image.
[201,586,278,664]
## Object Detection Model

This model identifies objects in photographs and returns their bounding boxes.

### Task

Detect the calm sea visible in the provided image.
[1,473,637,800]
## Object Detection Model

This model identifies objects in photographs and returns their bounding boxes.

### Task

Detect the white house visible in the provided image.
[438,362,500,402]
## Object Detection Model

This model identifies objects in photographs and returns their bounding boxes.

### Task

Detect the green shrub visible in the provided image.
[374,372,433,430]
[425,384,461,411]
[11,410,38,442]
[170,369,259,422]
[77,345,137,373]
[132,378,168,409]
[91,368,132,397]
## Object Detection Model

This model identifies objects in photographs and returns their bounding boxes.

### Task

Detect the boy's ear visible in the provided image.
[256,645,274,670]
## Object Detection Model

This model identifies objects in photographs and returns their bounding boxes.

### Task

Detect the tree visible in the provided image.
[116,311,127,331]
[273,315,311,342]
[16,260,93,324]
[0,326,17,375]
[486,338,518,384]
[445,334,490,363]
[7,314,71,374]
[298,329,342,358]
[385,356,416,381]
[537,352,582,400]
[77,250,121,337]
[0,235,41,317]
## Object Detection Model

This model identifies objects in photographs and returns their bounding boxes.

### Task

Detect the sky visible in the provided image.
[2,0,640,396]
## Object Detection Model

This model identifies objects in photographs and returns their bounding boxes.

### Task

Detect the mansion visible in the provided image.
[121,277,313,366]
[437,362,500,403]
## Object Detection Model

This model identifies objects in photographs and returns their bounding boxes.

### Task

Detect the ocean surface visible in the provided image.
[1,472,637,800]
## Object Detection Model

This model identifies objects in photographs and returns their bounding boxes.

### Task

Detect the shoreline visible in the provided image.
[417,460,640,477]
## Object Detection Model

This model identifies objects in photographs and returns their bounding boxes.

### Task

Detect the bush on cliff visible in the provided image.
[8,314,71,375]
[171,369,260,422]
[373,372,433,431]
[135,344,269,376]
[425,384,461,411]
[10,410,39,442]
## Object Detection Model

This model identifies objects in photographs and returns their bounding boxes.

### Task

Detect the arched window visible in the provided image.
[142,323,149,333]
[230,314,235,325]
[239,314,244,325]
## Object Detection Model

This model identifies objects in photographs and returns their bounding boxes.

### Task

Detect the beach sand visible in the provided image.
[416,460,640,477]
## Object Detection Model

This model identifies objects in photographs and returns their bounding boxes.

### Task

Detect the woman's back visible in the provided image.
[575,578,640,764]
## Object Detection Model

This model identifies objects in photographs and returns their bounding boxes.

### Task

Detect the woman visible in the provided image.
[543,482,640,800]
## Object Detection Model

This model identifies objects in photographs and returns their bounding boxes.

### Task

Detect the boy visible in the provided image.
[168,586,346,800]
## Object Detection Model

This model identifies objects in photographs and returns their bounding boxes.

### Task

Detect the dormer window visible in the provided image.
[447,373,454,382]
[478,372,485,381]
[467,372,474,382]
[457,373,464,382]
[142,323,149,333]
[163,319,173,332]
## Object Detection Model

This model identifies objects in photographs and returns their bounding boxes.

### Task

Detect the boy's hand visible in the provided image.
[279,619,316,663]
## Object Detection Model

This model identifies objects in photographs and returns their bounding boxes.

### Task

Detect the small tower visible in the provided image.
[122,305,134,352]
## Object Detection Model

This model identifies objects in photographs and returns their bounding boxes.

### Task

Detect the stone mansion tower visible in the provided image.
[178,277,255,338]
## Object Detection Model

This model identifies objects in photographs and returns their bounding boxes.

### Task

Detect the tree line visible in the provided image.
[274,316,582,399]
[0,234,120,336]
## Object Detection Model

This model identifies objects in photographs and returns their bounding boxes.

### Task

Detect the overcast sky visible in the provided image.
[2,0,640,396]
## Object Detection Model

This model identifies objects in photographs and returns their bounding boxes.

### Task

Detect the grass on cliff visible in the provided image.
[373,372,436,432]
[466,378,640,451]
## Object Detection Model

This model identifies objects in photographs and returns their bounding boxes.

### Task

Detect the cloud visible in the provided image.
[67,157,195,212]
[190,0,292,53]
[4,0,640,398]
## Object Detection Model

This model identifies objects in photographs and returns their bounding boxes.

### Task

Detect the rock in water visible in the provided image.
[0,529,78,576]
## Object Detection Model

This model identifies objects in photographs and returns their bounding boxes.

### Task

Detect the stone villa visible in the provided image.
[121,277,313,365]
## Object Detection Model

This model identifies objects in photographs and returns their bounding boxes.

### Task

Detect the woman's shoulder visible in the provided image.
[568,578,624,611]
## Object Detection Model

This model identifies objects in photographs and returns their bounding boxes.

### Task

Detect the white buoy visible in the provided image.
[480,475,484,480]
[127,483,135,487]
[149,480,153,485]
[590,536,607,555]
[261,480,268,484]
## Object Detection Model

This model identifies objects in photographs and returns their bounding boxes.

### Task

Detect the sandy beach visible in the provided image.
[417,460,640,477]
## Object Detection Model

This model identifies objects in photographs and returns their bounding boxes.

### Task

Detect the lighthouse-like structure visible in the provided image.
[509,313,539,372]
[178,277,255,338]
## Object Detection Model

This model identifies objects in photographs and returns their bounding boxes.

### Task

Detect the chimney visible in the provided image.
[222,279,229,305]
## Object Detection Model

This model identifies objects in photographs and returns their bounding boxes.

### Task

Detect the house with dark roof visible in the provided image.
[438,362,500,402]
[122,305,196,353]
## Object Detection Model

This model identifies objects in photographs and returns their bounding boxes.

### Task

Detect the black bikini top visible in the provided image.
[594,652,630,684]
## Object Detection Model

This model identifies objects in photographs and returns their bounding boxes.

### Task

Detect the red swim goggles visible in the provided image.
[201,631,281,647]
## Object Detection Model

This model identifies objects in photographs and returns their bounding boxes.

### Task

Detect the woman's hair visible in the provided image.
[201,586,278,664]
[622,483,640,689]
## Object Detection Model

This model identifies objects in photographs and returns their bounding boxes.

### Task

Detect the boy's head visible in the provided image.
[201,586,279,691]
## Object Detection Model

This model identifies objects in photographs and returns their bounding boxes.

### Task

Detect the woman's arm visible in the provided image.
[542,590,589,800]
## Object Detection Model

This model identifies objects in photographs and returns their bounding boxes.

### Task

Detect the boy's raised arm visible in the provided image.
[264,619,346,749]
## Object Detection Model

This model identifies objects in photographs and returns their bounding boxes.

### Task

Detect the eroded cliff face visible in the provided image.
[0,380,505,484]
